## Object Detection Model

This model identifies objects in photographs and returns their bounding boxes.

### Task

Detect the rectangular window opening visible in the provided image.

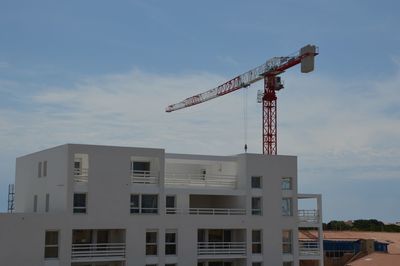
[282,177,292,190]
[146,231,158,256]
[45,193,50,212]
[73,193,87,214]
[44,231,59,259]
[282,230,293,254]
[252,197,262,215]
[252,230,262,254]
[251,176,262,188]
[165,230,177,255]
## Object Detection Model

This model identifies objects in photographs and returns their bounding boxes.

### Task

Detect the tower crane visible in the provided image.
[166,45,318,155]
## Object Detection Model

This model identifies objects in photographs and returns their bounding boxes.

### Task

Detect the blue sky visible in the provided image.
[0,0,399,222]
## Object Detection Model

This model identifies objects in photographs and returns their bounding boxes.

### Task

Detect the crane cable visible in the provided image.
[243,85,249,153]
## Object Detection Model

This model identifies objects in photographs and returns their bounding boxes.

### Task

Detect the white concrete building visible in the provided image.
[0,144,323,266]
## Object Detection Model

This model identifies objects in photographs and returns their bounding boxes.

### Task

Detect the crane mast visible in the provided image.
[166,45,318,155]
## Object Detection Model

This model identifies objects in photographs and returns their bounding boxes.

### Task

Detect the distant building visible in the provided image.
[300,230,400,266]
[0,144,324,266]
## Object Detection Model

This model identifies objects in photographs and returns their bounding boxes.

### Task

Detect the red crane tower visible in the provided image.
[166,45,318,155]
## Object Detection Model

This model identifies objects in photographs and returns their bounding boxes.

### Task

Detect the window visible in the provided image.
[44,231,59,259]
[252,230,262,254]
[165,230,177,255]
[283,262,293,266]
[73,193,87,213]
[130,194,158,214]
[146,231,158,255]
[131,161,150,174]
[45,193,50,212]
[74,159,81,175]
[282,230,292,254]
[252,197,262,215]
[282,198,293,216]
[130,194,139,213]
[43,161,47,177]
[281,177,292,190]
[38,162,42,177]
[166,195,176,214]
[251,176,262,188]
[34,195,38,212]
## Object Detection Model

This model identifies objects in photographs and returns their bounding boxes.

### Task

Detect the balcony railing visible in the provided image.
[166,208,246,215]
[73,168,89,182]
[198,242,246,256]
[71,243,126,261]
[165,172,237,189]
[299,240,320,256]
[130,170,159,184]
[298,209,319,223]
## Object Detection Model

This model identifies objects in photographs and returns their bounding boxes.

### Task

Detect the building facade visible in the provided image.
[0,144,323,266]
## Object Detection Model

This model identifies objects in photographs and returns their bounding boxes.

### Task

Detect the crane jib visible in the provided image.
[165,45,318,113]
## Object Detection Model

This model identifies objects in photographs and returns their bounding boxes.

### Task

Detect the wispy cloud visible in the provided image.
[1,67,399,185]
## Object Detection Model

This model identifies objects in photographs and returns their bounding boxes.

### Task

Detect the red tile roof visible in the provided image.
[346,252,400,266]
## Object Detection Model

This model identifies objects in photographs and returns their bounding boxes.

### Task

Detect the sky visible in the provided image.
[0,0,399,222]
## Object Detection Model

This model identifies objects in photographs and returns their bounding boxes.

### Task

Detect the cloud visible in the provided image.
[0,67,399,185]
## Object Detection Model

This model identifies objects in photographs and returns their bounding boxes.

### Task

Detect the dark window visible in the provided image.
[38,162,42,177]
[73,193,87,213]
[251,176,262,188]
[146,231,158,255]
[45,193,50,212]
[141,194,158,214]
[33,195,38,212]
[132,161,150,172]
[252,230,262,254]
[44,231,59,259]
[166,195,176,214]
[43,161,47,177]
[252,197,262,215]
[165,231,177,255]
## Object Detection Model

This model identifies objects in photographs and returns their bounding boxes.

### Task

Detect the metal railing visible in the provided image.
[298,209,319,223]
[299,240,320,256]
[73,168,89,182]
[165,208,246,215]
[197,242,246,256]
[165,172,237,189]
[71,243,126,260]
[131,170,159,184]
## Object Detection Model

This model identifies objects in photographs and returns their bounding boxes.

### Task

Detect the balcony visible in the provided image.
[166,208,246,215]
[198,242,246,257]
[299,240,320,256]
[71,243,126,261]
[73,168,89,182]
[298,209,319,223]
[130,170,159,184]
[165,172,237,189]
